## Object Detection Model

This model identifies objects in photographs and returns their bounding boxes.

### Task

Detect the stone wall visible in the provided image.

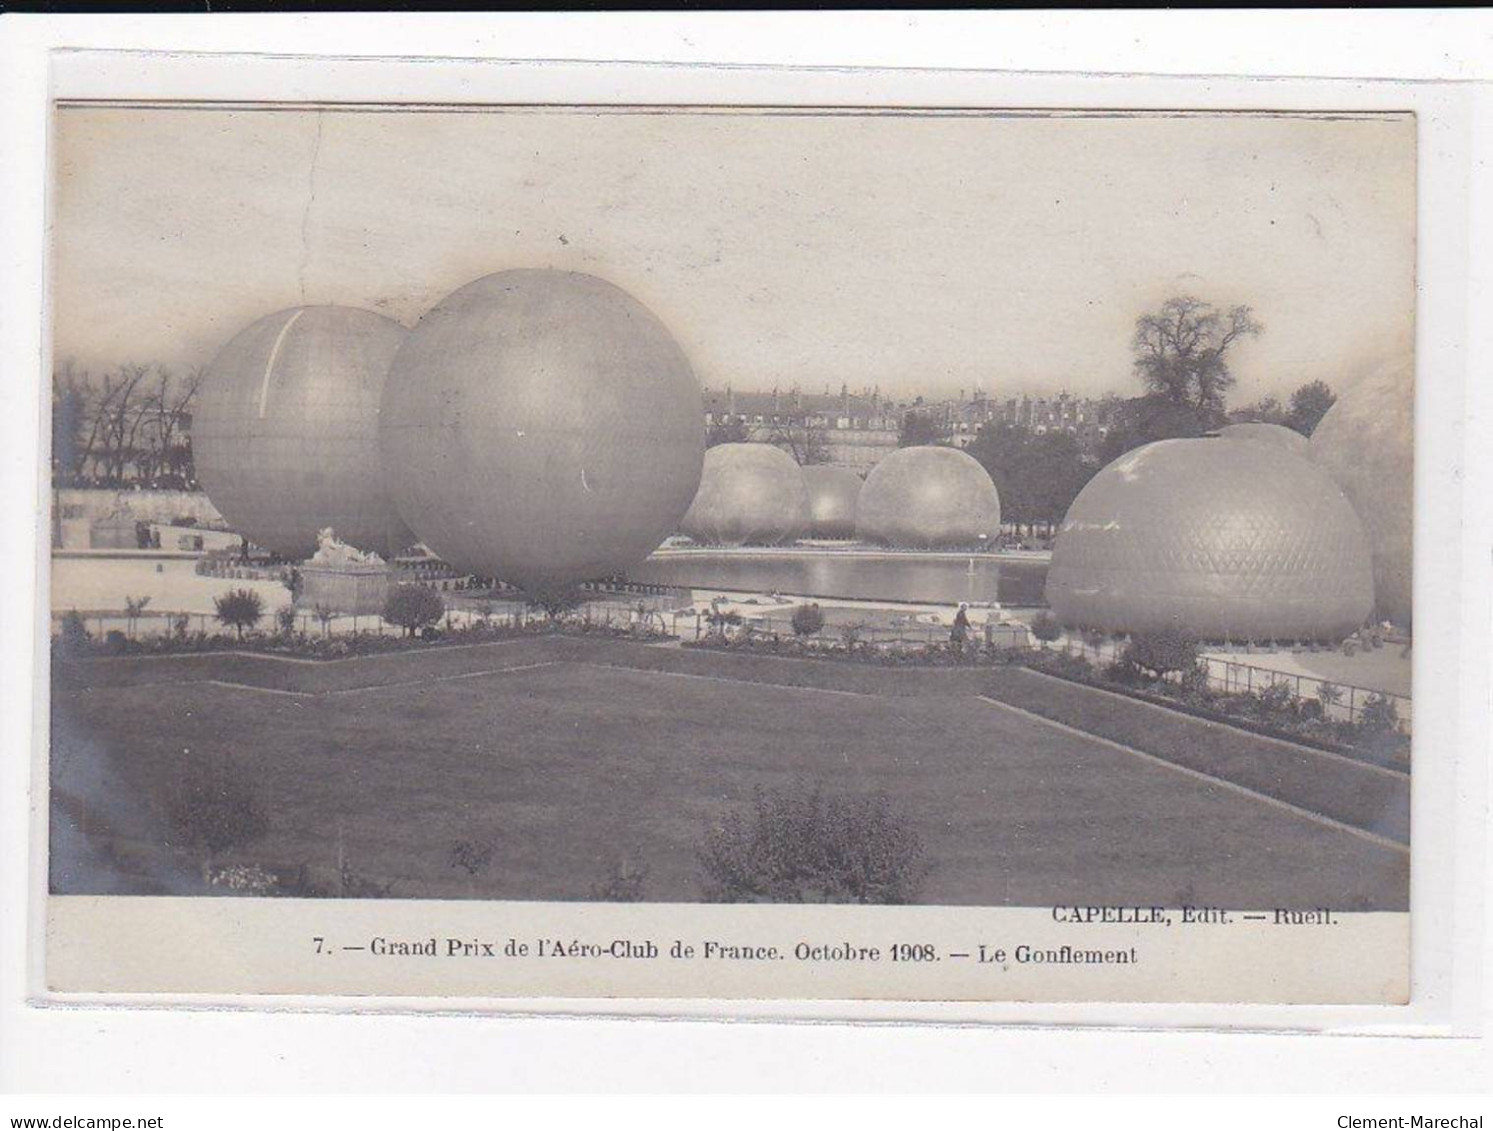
[54,488,225,528]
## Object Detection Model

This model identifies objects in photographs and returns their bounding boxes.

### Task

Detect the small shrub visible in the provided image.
[839,621,866,648]
[123,595,151,637]
[525,584,585,622]
[448,839,495,877]
[1358,693,1401,735]
[382,584,445,638]
[58,610,89,653]
[171,613,192,641]
[1029,611,1062,649]
[1179,662,1212,697]
[1104,656,1144,685]
[1257,680,1298,716]
[166,754,269,871]
[698,785,928,904]
[214,588,263,640]
[103,629,129,654]
[590,854,649,902]
[1316,681,1344,708]
[791,603,826,638]
[1123,627,1200,680]
[275,605,298,636]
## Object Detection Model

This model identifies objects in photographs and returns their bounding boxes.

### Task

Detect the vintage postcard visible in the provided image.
[38,77,1423,1010]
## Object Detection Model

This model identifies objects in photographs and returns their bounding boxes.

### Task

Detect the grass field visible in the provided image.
[49,636,1409,909]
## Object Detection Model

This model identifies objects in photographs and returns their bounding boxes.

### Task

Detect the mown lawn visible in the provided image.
[50,640,1408,908]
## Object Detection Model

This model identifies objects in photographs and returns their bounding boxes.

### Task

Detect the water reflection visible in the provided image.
[627,553,1049,606]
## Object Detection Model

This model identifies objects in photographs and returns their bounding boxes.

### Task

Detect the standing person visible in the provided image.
[950,602,970,652]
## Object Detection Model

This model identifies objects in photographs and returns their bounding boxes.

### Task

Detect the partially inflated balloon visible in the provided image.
[194,305,412,559]
[1309,360,1414,627]
[857,446,1000,548]
[679,443,810,546]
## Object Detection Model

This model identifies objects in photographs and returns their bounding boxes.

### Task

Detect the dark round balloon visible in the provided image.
[679,443,810,546]
[801,465,863,539]
[856,446,1001,548]
[1309,360,1413,627]
[380,270,704,589]
[193,305,413,559]
[1045,437,1374,641]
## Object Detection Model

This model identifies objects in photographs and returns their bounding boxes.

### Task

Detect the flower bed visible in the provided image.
[1018,648,1409,768]
[684,630,1027,669]
[54,615,675,661]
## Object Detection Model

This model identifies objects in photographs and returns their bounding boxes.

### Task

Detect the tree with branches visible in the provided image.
[766,420,831,466]
[1132,297,1262,419]
[1287,379,1336,436]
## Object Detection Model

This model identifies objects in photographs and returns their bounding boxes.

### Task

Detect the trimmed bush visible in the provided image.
[1030,611,1062,648]
[1123,627,1200,680]
[524,584,586,621]
[214,588,263,640]
[791,603,826,637]
[382,584,445,638]
[698,785,928,904]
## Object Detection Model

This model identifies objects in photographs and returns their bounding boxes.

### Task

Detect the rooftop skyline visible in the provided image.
[53,106,1415,402]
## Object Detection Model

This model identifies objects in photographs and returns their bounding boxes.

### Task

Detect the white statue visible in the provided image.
[307,527,386,568]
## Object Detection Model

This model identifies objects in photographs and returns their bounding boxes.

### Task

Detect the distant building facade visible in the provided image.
[702,385,1121,469]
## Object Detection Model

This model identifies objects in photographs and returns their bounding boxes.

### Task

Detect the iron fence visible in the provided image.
[1052,634,1411,733]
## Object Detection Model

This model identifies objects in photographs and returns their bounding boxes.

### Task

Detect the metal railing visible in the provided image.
[1052,634,1411,733]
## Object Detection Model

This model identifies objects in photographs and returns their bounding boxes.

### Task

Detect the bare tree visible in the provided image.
[766,419,831,466]
[56,363,201,487]
[1132,297,1262,417]
[90,364,153,485]
[136,366,202,486]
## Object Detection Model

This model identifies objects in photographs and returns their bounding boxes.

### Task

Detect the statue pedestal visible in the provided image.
[294,527,393,615]
[298,562,392,616]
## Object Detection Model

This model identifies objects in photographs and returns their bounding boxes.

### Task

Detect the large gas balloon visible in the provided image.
[1309,360,1414,627]
[679,443,810,546]
[193,305,412,560]
[380,270,704,590]
[1045,437,1374,641]
[856,446,1000,548]
[801,465,863,539]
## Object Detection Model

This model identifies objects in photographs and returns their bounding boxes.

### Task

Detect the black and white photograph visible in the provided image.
[37,91,1423,1005]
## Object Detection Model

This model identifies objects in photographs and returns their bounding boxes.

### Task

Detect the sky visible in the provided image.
[51,106,1416,402]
